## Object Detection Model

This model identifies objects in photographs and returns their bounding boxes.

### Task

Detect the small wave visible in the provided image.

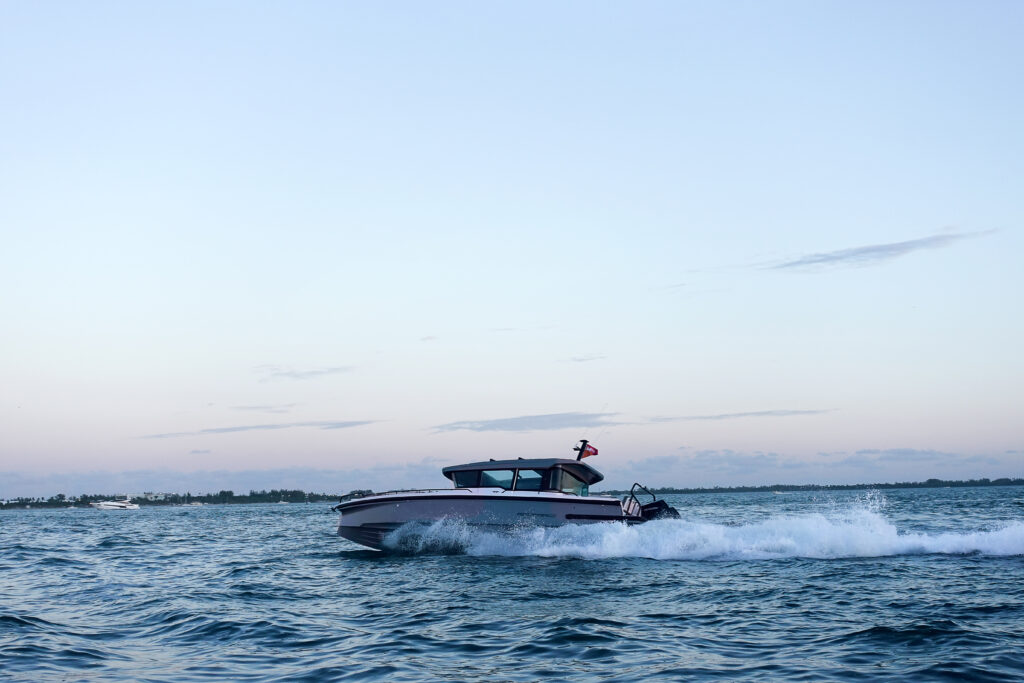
[31,556,90,569]
[382,509,1024,560]
[95,535,147,549]
[841,620,970,646]
[0,614,60,632]
[139,610,301,646]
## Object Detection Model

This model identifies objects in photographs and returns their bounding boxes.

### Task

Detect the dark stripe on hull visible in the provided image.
[337,523,400,550]
[335,494,624,514]
[566,513,643,522]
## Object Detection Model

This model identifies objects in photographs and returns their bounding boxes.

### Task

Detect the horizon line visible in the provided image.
[3,475,1022,503]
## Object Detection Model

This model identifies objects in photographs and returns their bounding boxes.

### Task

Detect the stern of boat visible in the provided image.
[622,483,680,521]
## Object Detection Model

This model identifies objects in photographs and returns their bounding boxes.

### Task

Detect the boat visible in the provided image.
[90,497,140,510]
[332,441,680,550]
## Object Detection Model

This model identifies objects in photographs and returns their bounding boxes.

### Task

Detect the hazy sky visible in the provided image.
[2,1,1021,497]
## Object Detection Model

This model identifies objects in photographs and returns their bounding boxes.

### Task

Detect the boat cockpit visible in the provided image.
[441,458,603,497]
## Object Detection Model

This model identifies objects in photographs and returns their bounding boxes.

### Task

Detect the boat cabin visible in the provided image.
[441,458,604,497]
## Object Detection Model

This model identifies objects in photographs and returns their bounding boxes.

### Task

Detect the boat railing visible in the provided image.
[332,487,497,510]
[624,483,680,520]
[361,487,456,497]
[625,482,657,511]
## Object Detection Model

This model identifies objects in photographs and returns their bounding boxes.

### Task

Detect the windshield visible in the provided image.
[480,470,515,489]
[514,469,545,491]
[453,468,552,491]
[452,471,479,488]
[556,469,589,496]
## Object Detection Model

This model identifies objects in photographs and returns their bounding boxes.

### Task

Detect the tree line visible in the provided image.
[1,489,342,509]
[4,477,1023,509]
[602,477,1024,495]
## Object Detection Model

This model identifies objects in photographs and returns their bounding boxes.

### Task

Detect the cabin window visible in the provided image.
[452,471,479,488]
[556,470,589,496]
[513,469,546,491]
[480,470,515,489]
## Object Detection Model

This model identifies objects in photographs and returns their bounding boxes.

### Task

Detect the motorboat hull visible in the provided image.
[335,490,641,550]
[333,445,680,551]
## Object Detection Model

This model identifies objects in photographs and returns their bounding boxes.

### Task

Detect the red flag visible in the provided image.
[582,444,598,458]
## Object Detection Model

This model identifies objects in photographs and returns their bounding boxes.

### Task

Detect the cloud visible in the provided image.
[960,454,1003,467]
[686,449,793,472]
[255,366,353,382]
[419,336,438,342]
[434,412,621,433]
[770,231,990,271]
[3,447,1017,499]
[231,404,299,414]
[650,282,688,291]
[618,450,792,489]
[837,448,963,467]
[488,325,557,333]
[616,446,1007,490]
[189,449,211,455]
[0,464,447,499]
[566,355,606,363]
[853,448,957,462]
[143,420,375,439]
[653,409,832,422]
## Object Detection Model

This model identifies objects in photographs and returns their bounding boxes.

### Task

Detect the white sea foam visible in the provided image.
[388,508,1024,560]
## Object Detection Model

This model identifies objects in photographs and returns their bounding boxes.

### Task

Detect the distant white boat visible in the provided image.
[90,498,140,510]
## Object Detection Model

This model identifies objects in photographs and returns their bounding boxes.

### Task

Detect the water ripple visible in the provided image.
[1,488,1023,680]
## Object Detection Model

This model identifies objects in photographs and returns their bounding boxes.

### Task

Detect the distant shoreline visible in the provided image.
[0,489,338,510]
[3,478,1023,510]
[598,477,1024,496]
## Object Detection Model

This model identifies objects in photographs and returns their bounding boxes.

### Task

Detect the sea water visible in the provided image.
[1,487,1023,681]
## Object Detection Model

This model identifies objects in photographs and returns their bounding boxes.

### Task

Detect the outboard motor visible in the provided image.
[628,483,681,521]
[640,498,680,520]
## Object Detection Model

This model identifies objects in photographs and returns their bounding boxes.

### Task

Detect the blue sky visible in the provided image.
[1,1,1021,497]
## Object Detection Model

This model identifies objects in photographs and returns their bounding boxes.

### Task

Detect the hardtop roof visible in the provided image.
[441,458,604,485]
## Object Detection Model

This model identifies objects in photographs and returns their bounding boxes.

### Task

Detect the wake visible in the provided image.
[384,508,1024,560]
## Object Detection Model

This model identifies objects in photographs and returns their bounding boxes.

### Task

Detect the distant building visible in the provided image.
[143,492,169,501]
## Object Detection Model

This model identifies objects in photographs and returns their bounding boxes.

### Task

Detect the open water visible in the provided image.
[2,487,1023,681]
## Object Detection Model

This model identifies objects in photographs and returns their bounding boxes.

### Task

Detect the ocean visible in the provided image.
[2,486,1023,681]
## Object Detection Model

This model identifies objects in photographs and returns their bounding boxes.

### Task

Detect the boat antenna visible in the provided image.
[574,439,590,461]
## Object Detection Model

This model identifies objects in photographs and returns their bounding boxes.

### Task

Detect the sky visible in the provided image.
[1,1,1022,498]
